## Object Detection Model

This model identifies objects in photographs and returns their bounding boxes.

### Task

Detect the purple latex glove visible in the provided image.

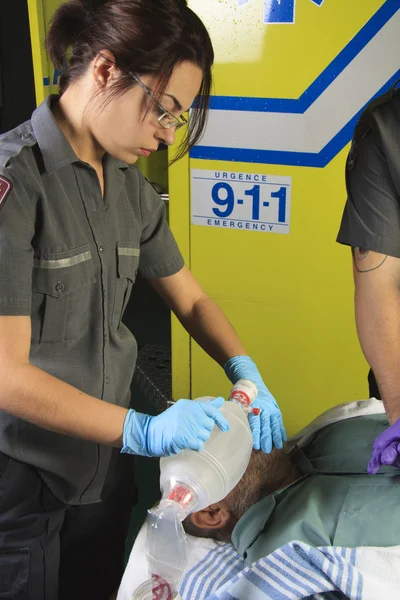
[368,417,400,474]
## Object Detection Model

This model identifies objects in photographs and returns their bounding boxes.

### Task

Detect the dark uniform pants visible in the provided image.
[0,451,137,600]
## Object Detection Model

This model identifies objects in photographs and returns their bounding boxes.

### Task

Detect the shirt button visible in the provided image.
[105,376,110,385]
[55,282,65,293]
[20,131,32,140]
[99,245,105,253]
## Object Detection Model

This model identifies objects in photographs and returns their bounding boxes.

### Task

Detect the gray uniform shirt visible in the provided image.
[337,86,400,255]
[0,96,184,504]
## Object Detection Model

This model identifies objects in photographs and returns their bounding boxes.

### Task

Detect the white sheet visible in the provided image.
[118,398,385,600]
[198,542,400,600]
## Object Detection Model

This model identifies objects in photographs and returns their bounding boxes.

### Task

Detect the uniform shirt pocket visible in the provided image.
[112,242,140,330]
[31,244,96,343]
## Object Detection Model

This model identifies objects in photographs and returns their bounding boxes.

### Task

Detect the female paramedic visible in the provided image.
[0,1,285,598]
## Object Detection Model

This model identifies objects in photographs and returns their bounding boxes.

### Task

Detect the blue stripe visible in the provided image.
[316,546,358,597]
[182,545,233,600]
[180,547,219,597]
[257,555,317,596]
[207,1,398,114]
[244,565,305,598]
[191,69,400,167]
[314,546,344,592]
[298,0,397,112]
[325,546,335,582]
[193,216,289,227]
[212,593,238,600]
[345,548,357,598]
[192,177,290,186]
[196,546,242,599]
[335,548,345,591]
[202,552,244,598]
[270,548,330,593]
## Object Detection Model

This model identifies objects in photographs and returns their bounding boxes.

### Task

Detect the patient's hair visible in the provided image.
[183,449,291,541]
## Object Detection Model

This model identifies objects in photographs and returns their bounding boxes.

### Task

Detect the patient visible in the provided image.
[183,414,400,565]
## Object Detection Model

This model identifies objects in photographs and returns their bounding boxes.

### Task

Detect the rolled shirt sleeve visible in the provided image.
[137,172,184,279]
[337,101,400,258]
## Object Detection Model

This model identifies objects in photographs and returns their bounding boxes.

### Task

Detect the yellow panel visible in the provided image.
[28,0,64,103]
[179,0,390,435]
[42,0,65,96]
[196,0,386,98]
[137,152,169,193]
[169,131,191,400]
[27,0,47,105]
[189,149,366,435]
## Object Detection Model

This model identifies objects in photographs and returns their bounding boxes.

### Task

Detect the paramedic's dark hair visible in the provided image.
[46,0,214,161]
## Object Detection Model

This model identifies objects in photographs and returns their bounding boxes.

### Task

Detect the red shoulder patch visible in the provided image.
[0,176,13,210]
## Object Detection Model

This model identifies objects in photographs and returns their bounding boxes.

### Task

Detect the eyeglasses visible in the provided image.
[131,73,188,131]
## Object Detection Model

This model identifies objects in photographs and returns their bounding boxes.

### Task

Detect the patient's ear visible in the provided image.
[190,503,232,531]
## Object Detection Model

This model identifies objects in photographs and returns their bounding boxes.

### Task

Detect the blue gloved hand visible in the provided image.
[121,397,230,457]
[368,417,400,474]
[224,355,286,454]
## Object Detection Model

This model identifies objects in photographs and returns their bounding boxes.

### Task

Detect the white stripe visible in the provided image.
[181,548,222,598]
[202,551,243,597]
[275,548,330,590]
[329,549,340,585]
[188,545,233,600]
[252,562,299,599]
[232,573,274,600]
[350,550,360,599]
[321,551,332,582]
[181,549,219,599]
[197,547,241,600]
[267,553,317,596]
[339,547,348,592]
[199,10,400,153]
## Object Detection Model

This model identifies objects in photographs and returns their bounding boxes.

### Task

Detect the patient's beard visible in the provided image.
[224,449,295,522]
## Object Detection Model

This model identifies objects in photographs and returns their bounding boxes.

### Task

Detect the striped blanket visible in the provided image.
[179,541,400,600]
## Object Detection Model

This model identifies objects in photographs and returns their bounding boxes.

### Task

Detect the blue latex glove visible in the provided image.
[224,355,286,454]
[121,397,230,457]
[368,417,400,474]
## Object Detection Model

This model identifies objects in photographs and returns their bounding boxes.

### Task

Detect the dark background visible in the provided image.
[0,0,36,133]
